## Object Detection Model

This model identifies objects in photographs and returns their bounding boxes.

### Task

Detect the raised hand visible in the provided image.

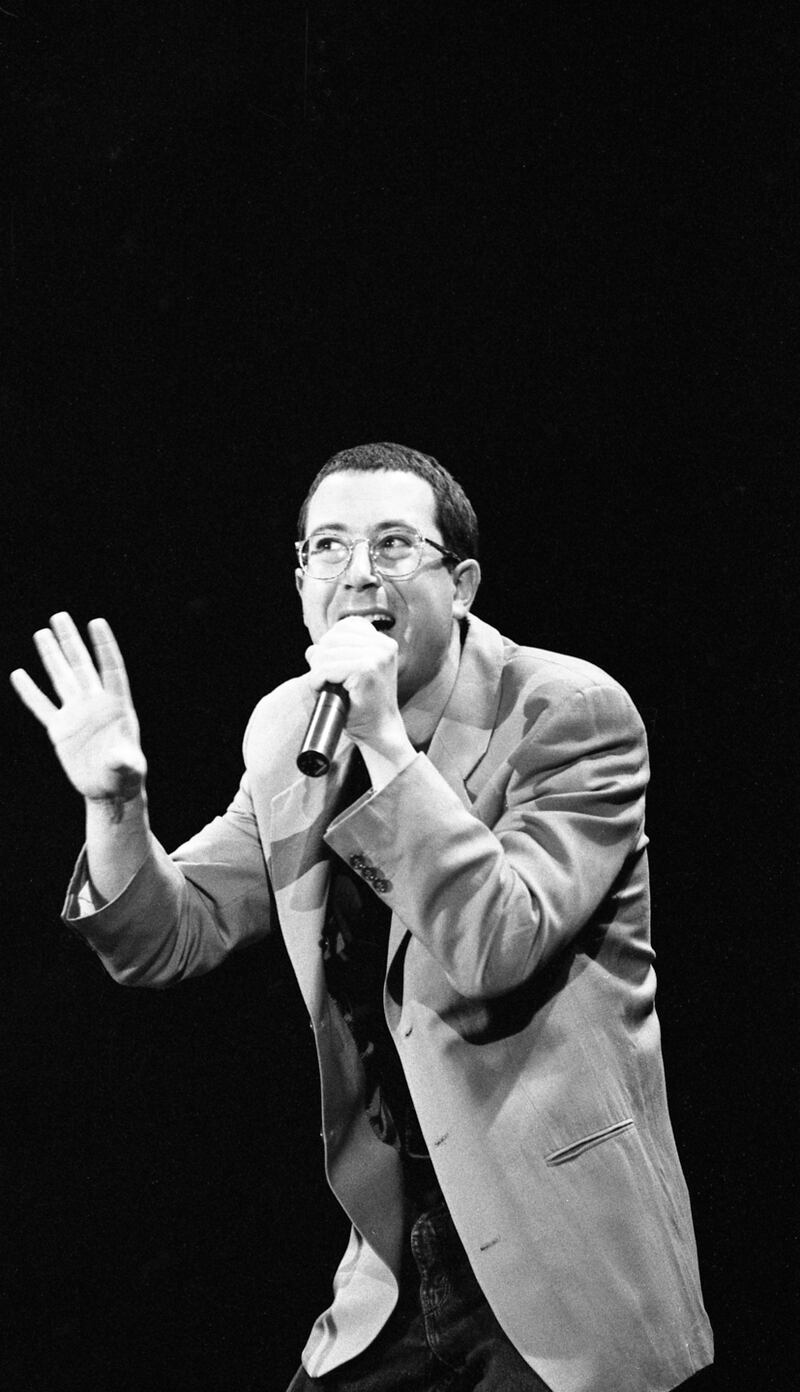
[10,613,147,804]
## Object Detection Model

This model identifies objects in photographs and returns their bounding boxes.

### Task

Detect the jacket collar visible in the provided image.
[426,614,506,805]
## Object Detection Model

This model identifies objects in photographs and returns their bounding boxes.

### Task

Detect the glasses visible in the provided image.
[295,526,461,581]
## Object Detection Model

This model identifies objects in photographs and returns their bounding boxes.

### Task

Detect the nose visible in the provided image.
[342,538,378,588]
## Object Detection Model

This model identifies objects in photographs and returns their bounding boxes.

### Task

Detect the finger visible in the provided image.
[49,612,102,691]
[88,618,133,704]
[310,643,397,678]
[305,642,368,672]
[319,625,397,658]
[33,627,83,703]
[305,653,390,694]
[9,668,59,727]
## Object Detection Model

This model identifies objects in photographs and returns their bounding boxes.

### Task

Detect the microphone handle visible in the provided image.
[297,682,350,777]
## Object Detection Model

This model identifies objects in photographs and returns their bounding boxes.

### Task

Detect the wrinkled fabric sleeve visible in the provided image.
[325,681,649,999]
[62,767,273,987]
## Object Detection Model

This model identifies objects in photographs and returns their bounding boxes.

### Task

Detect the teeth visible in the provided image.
[342,612,394,629]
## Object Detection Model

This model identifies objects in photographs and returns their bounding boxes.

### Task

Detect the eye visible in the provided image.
[307,533,347,558]
[374,529,416,556]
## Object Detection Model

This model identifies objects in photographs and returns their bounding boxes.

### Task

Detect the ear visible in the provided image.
[295,569,304,599]
[451,559,481,620]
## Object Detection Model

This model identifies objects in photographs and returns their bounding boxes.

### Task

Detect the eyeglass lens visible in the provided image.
[302,528,422,577]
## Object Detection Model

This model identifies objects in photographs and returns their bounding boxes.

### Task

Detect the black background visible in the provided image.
[2,3,793,1389]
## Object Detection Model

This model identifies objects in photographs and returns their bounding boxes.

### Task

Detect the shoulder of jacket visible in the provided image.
[501,637,620,690]
[242,675,314,764]
[495,637,644,733]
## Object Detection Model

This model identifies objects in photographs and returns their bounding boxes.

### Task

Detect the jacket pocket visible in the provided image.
[544,1117,635,1167]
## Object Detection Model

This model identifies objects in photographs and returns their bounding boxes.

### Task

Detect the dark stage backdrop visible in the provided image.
[2,5,792,1390]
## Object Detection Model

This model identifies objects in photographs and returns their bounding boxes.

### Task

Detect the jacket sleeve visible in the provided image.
[62,766,273,987]
[324,680,649,999]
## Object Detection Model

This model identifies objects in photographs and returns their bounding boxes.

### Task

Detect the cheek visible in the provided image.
[298,588,326,640]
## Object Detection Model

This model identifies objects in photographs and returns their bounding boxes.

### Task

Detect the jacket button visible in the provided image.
[373,878,390,893]
[350,853,368,871]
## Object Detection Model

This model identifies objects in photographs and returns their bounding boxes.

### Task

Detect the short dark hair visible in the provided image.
[296,442,480,562]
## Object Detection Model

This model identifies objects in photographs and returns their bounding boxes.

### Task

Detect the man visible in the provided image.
[11,442,713,1391]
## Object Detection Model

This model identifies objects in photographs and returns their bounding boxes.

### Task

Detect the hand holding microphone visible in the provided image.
[297,616,403,776]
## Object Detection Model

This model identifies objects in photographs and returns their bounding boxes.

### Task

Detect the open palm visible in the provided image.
[11,613,147,802]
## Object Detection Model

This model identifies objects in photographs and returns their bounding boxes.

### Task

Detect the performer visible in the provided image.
[11,442,713,1392]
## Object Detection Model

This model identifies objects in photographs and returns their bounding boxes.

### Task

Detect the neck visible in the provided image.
[400,624,462,748]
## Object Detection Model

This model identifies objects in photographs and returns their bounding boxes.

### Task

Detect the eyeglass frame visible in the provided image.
[294,526,463,581]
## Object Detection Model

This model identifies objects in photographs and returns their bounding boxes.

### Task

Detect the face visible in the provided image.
[296,470,480,704]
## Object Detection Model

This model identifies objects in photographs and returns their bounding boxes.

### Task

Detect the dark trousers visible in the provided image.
[285,1198,550,1392]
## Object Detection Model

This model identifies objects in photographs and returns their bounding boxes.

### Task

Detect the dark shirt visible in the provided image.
[322,750,441,1208]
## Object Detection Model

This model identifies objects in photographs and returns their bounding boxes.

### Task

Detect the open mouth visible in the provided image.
[339,610,396,632]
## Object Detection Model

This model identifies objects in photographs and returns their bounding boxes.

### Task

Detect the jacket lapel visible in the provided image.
[386,615,506,966]
[426,615,506,803]
[268,741,356,1022]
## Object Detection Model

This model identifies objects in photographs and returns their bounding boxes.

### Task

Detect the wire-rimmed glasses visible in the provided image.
[295,526,461,581]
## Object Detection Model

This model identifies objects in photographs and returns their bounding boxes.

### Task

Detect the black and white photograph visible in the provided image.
[2,5,792,1390]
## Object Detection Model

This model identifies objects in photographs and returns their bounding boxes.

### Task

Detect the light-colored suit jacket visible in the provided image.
[65,614,713,1392]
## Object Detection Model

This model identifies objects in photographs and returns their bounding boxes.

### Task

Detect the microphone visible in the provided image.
[297,682,349,777]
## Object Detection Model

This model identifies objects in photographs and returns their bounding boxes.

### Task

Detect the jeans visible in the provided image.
[285,1198,550,1391]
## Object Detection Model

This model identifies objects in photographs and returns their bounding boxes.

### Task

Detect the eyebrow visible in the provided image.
[306,518,421,535]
